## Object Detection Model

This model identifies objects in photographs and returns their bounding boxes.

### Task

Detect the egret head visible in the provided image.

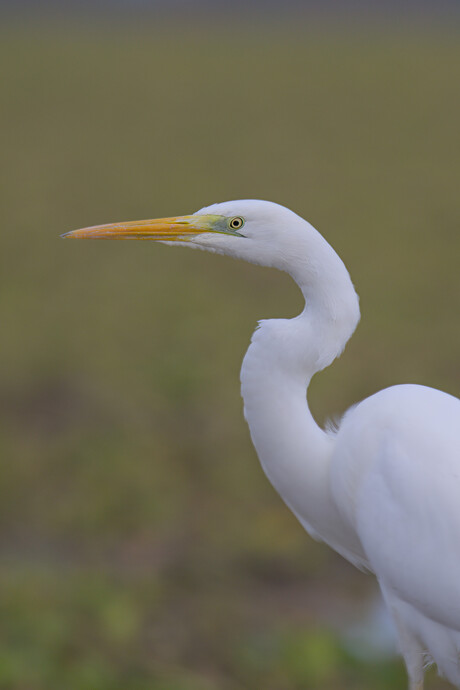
[62,199,313,270]
[64,197,359,355]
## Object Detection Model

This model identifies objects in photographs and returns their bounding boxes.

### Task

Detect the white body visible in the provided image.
[198,200,460,689]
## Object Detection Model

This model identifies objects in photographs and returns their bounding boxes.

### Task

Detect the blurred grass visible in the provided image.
[0,18,459,689]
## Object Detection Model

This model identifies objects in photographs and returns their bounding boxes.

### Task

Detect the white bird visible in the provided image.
[64,199,460,689]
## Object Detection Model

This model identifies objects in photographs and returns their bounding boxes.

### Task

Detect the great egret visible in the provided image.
[64,199,460,689]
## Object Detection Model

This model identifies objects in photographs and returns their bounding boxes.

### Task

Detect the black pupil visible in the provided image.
[232,219,240,227]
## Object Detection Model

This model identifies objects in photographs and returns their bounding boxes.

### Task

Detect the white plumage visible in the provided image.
[66,199,460,689]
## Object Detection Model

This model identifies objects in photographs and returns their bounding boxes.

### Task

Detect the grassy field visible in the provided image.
[1,18,459,689]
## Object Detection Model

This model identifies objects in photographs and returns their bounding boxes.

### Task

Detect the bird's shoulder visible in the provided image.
[328,383,460,544]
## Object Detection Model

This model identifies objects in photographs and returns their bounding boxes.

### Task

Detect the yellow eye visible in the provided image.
[229,216,244,231]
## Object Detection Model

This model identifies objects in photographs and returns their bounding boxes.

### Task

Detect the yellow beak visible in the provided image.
[62,214,234,241]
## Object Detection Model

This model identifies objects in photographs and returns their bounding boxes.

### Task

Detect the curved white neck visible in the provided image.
[240,233,361,554]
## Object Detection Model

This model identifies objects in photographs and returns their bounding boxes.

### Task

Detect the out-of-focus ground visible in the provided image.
[1,17,459,689]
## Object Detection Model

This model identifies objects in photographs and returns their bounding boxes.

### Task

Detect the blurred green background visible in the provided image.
[1,9,459,689]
